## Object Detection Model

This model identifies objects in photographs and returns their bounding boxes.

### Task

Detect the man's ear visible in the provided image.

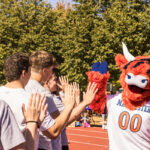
[115,54,128,71]
[41,68,47,75]
[21,70,26,78]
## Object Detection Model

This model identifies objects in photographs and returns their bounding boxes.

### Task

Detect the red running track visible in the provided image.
[66,127,109,150]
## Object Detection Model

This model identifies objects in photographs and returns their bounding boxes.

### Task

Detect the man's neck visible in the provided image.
[30,71,42,84]
[5,80,24,89]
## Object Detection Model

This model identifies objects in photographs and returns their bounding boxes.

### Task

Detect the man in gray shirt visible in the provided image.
[0,100,25,150]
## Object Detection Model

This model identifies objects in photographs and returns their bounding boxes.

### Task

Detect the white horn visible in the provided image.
[122,42,135,62]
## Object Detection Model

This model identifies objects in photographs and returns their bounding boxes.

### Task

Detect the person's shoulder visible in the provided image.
[26,79,40,88]
[0,86,9,93]
[45,89,54,98]
[26,79,47,93]
[6,88,30,103]
[0,100,11,118]
[0,100,9,109]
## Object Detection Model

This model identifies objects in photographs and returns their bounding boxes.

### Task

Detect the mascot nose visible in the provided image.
[125,73,148,88]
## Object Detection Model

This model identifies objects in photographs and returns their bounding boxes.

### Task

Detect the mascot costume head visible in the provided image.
[86,42,150,113]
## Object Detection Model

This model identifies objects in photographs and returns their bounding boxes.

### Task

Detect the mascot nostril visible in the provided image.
[127,74,131,79]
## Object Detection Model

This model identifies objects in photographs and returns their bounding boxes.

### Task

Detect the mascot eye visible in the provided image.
[141,79,147,83]
[127,74,131,79]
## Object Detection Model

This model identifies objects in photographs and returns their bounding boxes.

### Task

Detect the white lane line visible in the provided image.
[68,133,108,139]
[67,128,108,134]
[69,140,109,148]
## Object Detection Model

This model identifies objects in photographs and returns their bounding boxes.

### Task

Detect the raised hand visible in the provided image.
[72,82,80,106]
[57,76,69,92]
[62,85,76,110]
[83,82,98,105]
[38,95,48,124]
[22,93,48,125]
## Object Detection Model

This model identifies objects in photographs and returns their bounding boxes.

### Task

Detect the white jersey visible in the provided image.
[107,93,150,150]
[0,86,55,150]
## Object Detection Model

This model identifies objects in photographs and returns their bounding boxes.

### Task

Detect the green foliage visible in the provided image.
[0,0,59,84]
[0,0,149,91]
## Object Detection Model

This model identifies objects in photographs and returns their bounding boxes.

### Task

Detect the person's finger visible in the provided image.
[66,77,69,84]
[94,88,98,95]
[41,96,46,111]
[90,82,97,92]
[90,82,96,90]
[28,94,33,107]
[35,94,41,110]
[57,83,62,89]
[38,94,45,110]
[62,76,65,83]
[64,76,67,83]
[83,92,86,99]
[87,82,91,91]
[77,83,79,90]
[59,76,63,84]
[32,93,36,107]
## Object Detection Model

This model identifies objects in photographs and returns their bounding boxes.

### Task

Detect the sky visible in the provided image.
[46,0,74,8]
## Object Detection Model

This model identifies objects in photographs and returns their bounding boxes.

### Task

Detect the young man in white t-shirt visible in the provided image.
[0,93,47,150]
[25,51,97,150]
[0,53,75,150]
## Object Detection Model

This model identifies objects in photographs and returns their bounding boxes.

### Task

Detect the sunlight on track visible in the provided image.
[69,140,109,147]
[68,133,108,139]
[67,127,108,134]
[67,127,109,150]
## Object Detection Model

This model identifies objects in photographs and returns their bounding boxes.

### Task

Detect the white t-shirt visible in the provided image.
[107,93,150,150]
[25,80,58,114]
[0,86,55,150]
[25,80,58,150]
[0,100,25,150]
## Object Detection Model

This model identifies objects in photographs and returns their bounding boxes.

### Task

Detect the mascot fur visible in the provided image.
[86,42,150,113]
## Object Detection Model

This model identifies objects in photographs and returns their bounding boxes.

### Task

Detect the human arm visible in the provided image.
[67,82,98,125]
[22,94,48,150]
[42,85,75,139]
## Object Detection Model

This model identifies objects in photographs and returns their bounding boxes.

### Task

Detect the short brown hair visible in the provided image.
[29,51,56,71]
[4,53,30,82]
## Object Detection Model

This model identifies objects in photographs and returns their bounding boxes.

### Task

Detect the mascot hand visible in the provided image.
[86,61,110,114]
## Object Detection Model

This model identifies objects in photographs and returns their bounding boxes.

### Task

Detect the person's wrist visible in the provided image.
[64,104,74,111]
[26,121,41,128]
[81,100,89,107]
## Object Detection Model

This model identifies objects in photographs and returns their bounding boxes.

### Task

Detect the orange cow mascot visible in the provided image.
[86,42,150,113]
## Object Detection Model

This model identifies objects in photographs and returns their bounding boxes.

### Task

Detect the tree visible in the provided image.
[0,0,58,84]
[91,0,150,86]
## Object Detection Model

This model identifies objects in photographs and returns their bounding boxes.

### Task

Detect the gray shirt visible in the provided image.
[25,80,58,150]
[0,100,25,150]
